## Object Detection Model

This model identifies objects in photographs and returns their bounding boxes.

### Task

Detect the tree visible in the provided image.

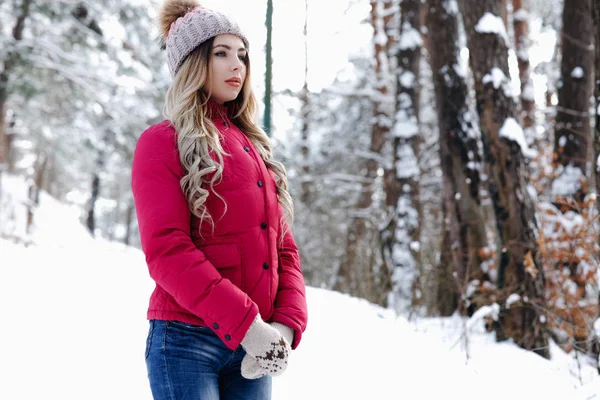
[0,0,33,203]
[427,0,490,316]
[299,0,312,204]
[381,0,422,313]
[0,0,167,242]
[459,0,549,358]
[512,0,536,136]
[334,0,394,305]
[263,0,273,136]
[552,0,593,205]
[595,0,600,216]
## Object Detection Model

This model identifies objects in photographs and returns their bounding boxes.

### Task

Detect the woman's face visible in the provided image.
[207,34,248,104]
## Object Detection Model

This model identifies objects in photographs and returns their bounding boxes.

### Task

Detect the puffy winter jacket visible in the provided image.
[131,101,308,351]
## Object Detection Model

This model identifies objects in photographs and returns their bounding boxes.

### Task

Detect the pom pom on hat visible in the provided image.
[158,0,200,47]
[158,0,249,77]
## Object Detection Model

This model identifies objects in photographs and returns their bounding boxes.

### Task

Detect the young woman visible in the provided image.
[131,1,308,398]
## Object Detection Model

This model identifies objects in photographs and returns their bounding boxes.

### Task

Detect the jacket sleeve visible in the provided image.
[131,123,258,350]
[269,205,308,349]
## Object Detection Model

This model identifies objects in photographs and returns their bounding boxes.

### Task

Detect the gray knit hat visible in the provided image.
[164,5,249,77]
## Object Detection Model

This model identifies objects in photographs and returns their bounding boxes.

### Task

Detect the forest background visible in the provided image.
[1,0,600,367]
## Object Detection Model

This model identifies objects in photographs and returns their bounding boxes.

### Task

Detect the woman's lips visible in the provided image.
[226,79,241,87]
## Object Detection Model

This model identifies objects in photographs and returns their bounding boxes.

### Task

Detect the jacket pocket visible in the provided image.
[198,241,243,289]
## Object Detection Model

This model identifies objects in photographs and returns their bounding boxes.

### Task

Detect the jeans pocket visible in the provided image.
[145,320,155,360]
[168,320,212,331]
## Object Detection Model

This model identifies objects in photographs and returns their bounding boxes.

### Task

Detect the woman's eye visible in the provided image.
[238,54,247,61]
[214,51,226,57]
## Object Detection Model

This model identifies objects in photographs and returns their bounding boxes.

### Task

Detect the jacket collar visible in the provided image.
[206,98,234,121]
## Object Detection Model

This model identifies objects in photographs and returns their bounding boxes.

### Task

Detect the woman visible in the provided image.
[131,1,308,398]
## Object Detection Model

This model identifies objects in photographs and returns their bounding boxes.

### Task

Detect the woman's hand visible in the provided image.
[240,315,291,379]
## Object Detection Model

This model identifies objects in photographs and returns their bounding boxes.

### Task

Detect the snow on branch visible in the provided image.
[551,164,583,198]
[513,9,529,22]
[482,67,507,89]
[474,12,509,45]
[398,22,423,50]
[499,118,537,158]
[442,0,459,16]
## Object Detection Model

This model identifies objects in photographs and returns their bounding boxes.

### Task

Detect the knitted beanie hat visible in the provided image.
[159,0,249,77]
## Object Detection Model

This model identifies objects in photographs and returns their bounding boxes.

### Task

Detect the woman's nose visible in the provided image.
[231,59,244,71]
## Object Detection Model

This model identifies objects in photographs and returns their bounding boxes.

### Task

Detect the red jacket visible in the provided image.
[131,102,308,351]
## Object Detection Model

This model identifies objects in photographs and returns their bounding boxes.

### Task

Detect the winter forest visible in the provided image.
[2,0,600,392]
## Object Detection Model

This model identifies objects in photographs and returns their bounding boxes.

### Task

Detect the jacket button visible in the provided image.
[244,146,250,152]
[225,334,231,341]
[263,262,269,270]
[257,181,263,187]
[213,323,219,329]
[261,222,267,229]
[223,121,229,127]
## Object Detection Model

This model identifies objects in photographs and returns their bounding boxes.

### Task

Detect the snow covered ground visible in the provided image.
[1,174,599,399]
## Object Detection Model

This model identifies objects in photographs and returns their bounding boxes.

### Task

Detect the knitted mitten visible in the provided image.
[269,322,294,347]
[240,315,291,379]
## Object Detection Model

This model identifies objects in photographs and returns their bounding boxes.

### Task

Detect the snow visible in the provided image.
[395,143,419,179]
[513,9,529,22]
[453,61,467,79]
[482,67,507,89]
[398,23,423,50]
[506,293,522,308]
[374,1,388,47]
[399,70,416,88]
[521,81,535,101]
[499,117,537,158]
[559,135,567,147]
[1,174,600,399]
[552,164,583,197]
[474,12,509,45]
[443,0,459,16]
[393,118,419,138]
[571,67,584,79]
[467,303,500,331]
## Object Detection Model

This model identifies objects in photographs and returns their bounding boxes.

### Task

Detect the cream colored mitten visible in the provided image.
[240,315,291,379]
[269,322,294,346]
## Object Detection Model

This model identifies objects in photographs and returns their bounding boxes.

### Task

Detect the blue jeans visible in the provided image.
[145,320,272,400]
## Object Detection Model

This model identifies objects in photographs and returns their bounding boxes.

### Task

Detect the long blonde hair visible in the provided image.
[163,40,294,242]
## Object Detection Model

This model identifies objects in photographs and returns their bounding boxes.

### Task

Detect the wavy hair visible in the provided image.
[163,40,294,243]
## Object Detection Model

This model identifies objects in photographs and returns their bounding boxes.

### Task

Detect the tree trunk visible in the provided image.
[381,0,422,313]
[86,128,111,237]
[552,0,593,204]
[334,0,394,305]
[263,0,273,137]
[500,0,508,28]
[86,171,100,236]
[300,0,311,204]
[512,0,535,135]
[26,151,49,235]
[460,0,549,358]
[124,199,134,246]
[427,0,489,316]
[594,0,600,216]
[0,0,33,194]
[590,0,600,367]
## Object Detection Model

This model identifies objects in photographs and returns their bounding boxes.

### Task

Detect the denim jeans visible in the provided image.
[145,320,272,400]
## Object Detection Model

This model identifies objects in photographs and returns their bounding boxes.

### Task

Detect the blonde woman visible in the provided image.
[131,1,308,398]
